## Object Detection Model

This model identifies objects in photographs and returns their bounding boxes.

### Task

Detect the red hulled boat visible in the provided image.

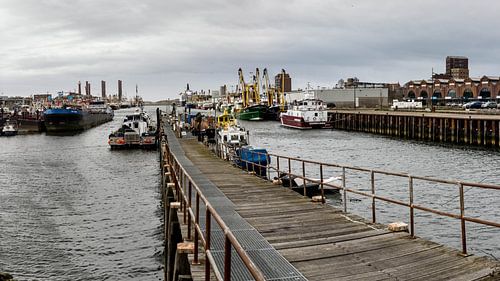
[280,90,331,129]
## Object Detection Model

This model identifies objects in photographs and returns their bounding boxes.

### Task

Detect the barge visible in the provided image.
[44,101,113,132]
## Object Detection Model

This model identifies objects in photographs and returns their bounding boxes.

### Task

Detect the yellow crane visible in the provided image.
[238,68,250,108]
[279,69,287,111]
[262,68,275,106]
[253,68,261,105]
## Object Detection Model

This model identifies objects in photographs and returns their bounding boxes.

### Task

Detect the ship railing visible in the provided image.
[215,141,500,256]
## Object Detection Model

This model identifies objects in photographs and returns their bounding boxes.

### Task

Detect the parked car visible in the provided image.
[481,101,497,109]
[465,101,483,109]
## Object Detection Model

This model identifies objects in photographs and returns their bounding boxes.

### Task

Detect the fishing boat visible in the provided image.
[44,101,114,132]
[108,109,157,149]
[280,88,331,129]
[2,120,18,136]
[215,109,249,159]
[216,109,248,146]
[236,104,267,121]
[264,105,285,121]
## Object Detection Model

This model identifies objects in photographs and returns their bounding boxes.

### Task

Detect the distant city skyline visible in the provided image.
[1,0,499,101]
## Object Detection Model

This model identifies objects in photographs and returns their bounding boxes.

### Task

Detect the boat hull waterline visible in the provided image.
[280,114,331,129]
[44,108,113,132]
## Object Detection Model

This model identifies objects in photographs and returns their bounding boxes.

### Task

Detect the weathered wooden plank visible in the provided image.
[176,137,500,281]
[273,228,387,250]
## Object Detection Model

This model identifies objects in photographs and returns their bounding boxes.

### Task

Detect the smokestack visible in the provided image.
[118,80,122,101]
[78,81,81,95]
[85,81,90,96]
[101,80,106,99]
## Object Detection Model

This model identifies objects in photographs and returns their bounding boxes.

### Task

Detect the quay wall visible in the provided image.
[329,110,500,147]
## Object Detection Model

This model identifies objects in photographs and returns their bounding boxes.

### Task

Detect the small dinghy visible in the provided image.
[278,174,341,196]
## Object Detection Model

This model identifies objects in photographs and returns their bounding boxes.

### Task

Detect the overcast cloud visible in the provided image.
[1,0,499,101]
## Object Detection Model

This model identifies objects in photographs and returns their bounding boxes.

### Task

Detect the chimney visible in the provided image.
[118,80,123,101]
[85,81,90,96]
[78,81,81,95]
[101,80,106,99]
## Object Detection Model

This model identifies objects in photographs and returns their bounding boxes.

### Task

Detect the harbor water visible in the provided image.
[0,107,162,280]
[240,119,500,260]
[2,106,499,280]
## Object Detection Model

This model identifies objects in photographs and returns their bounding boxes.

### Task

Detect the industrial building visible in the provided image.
[285,86,390,108]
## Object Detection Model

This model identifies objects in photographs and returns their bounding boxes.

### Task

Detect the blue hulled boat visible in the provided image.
[44,102,113,132]
[234,146,269,178]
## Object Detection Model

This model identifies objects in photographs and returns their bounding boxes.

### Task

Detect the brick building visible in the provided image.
[275,72,291,92]
[404,76,500,104]
[446,56,469,79]
[403,56,499,104]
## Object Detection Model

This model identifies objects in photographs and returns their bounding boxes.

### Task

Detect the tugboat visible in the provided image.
[280,86,331,129]
[108,108,157,149]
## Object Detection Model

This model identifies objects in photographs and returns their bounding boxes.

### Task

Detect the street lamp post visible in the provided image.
[430,67,434,110]
[354,85,356,109]
[353,79,358,109]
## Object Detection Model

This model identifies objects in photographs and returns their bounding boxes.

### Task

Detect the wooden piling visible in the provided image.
[328,110,500,148]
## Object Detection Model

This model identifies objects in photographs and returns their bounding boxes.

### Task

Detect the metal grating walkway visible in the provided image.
[165,125,307,281]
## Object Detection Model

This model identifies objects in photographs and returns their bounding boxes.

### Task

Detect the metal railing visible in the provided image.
[214,140,500,256]
[162,135,266,281]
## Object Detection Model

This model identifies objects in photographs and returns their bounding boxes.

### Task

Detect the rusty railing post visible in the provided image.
[459,183,467,255]
[205,209,211,281]
[302,161,306,196]
[183,174,187,225]
[320,164,325,203]
[224,235,232,281]
[371,170,376,223]
[188,181,192,240]
[409,176,415,237]
[343,167,347,213]
[276,156,280,179]
[288,158,292,188]
[193,193,200,264]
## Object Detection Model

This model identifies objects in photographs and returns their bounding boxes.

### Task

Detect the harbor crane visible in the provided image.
[262,68,275,107]
[253,68,261,105]
[279,69,287,111]
[238,68,261,108]
[238,68,250,108]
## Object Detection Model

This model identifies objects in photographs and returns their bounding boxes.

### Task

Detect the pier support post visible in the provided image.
[167,202,182,281]
[451,119,455,143]
[173,242,194,281]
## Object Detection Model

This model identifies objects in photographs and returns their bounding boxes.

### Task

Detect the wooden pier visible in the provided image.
[329,110,500,147]
[159,118,500,281]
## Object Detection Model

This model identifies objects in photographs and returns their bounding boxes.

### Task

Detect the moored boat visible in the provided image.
[2,120,18,136]
[215,109,249,159]
[236,104,267,121]
[280,89,331,129]
[44,101,114,132]
[108,108,157,149]
[233,146,269,178]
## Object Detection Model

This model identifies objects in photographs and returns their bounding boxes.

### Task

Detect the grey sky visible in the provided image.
[1,0,499,101]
